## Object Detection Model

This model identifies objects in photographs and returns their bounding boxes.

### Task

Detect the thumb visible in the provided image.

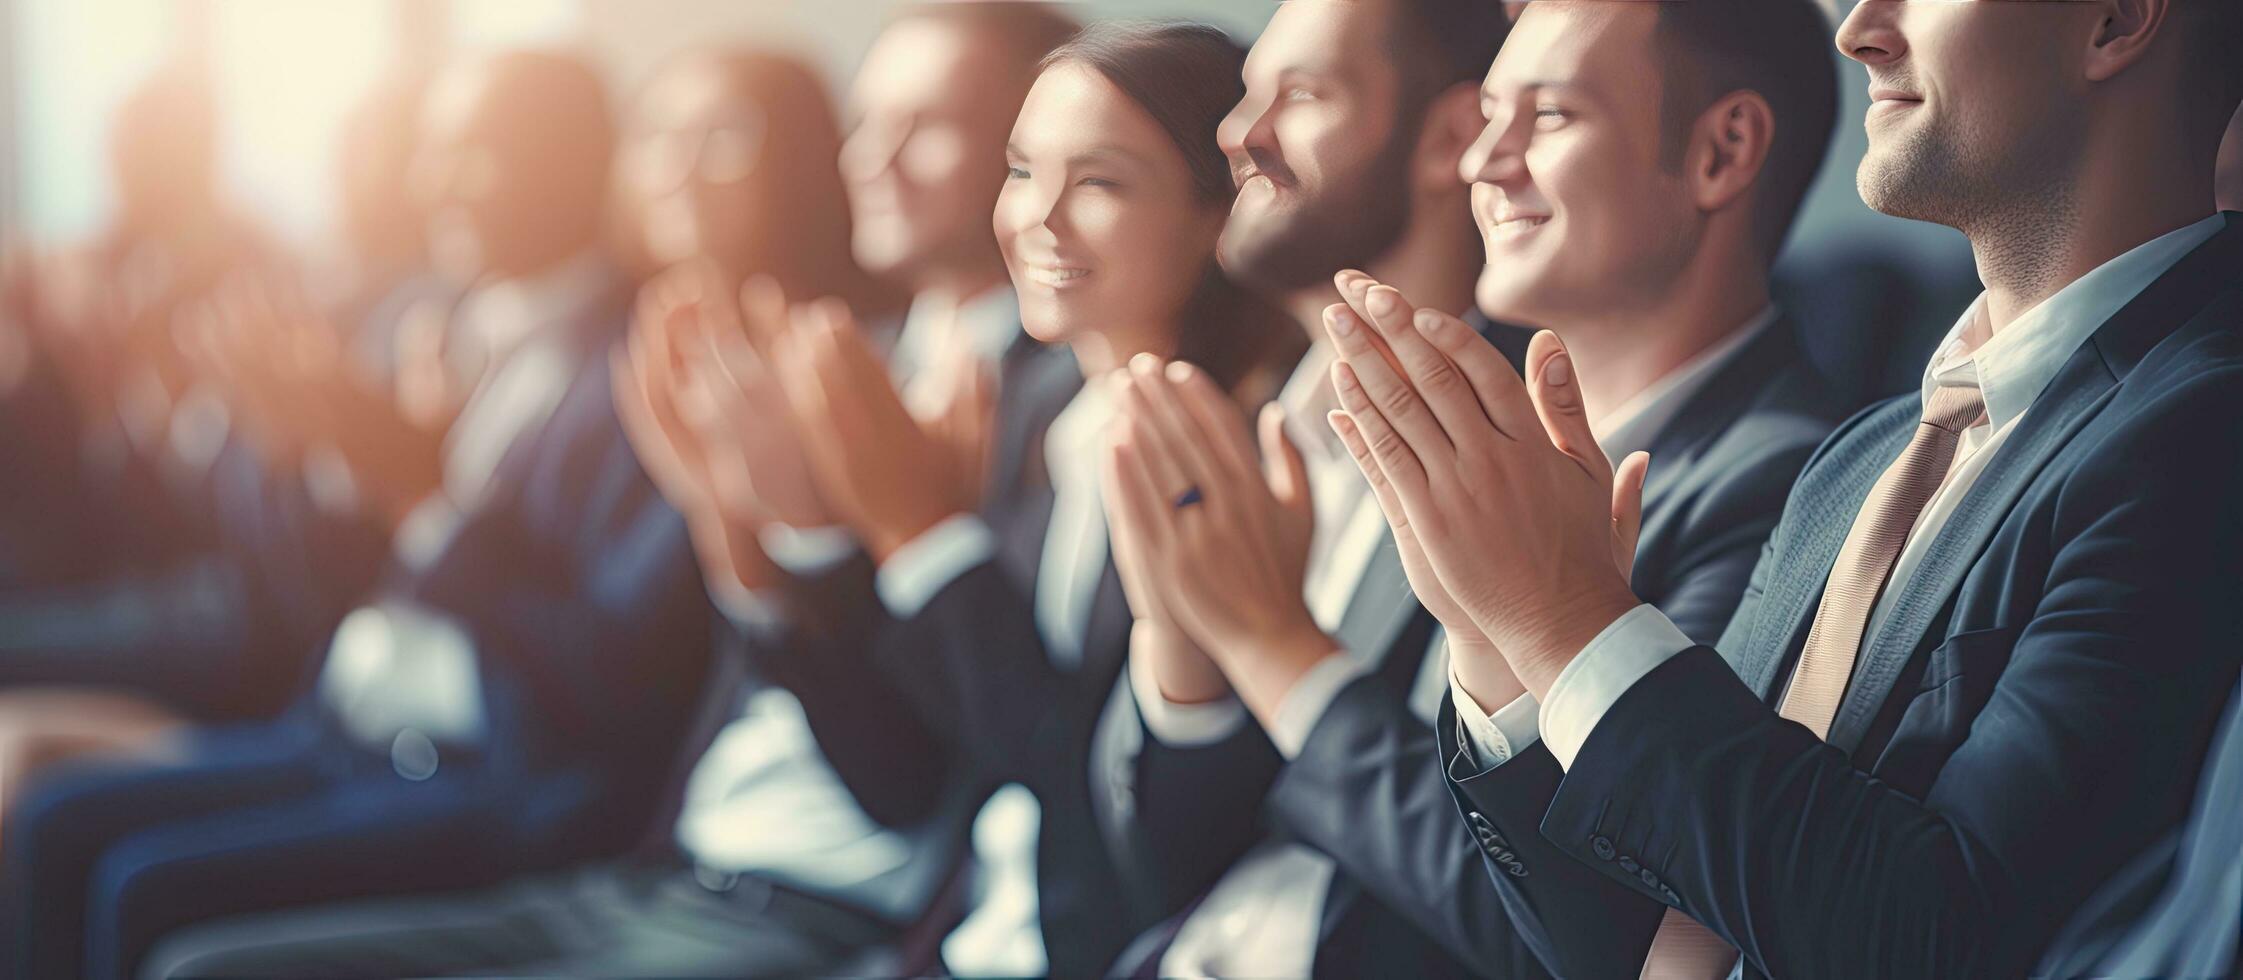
[1259,402,1311,515]
[1525,330,1606,480]
[1611,450,1650,586]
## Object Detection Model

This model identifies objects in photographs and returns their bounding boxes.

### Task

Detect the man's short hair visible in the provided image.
[1653,0,1840,262]
[1386,0,1515,104]
[2186,0,2243,129]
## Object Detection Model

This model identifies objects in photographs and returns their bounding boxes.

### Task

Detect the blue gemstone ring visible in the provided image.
[1172,486,1205,511]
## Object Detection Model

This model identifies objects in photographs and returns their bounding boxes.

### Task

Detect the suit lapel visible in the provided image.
[1825,358,2115,751]
[1631,322,1803,580]
[1825,214,2243,751]
[1729,401,1916,700]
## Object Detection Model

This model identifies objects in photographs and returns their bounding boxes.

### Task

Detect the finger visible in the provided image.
[1104,430,1173,552]
[1612,450,1650,587]
[1415,307,1538,442]
[1328,409,1412,534]
[1356,285,1495,448]
[1524,329,1607,480]
[1164,360,1258,482]
[1329,358,1430,497]
[1259,404,1312,517]
[689,260,748,345]
[1116,380,1199,504]
[1324,303,1453,459]
[1330,271,1410,380]
[737,275,791,356]
[1124,356,1227,494]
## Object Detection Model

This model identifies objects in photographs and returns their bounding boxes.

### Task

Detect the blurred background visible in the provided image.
[2,0,1976,353]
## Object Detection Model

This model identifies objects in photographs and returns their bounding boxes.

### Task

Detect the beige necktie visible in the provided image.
[1638,380,1988,980]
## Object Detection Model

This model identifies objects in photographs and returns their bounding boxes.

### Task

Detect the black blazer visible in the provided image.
[1261,321,1846,978]
[752,341,1232,974]
[1445,214,2243,979]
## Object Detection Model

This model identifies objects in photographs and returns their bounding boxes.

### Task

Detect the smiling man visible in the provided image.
[1320,0,2243,976]
[1102,0,1851,976]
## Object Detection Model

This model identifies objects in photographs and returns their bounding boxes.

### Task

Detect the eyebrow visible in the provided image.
[1006,142,1152,168]
[1484,79,1588,102]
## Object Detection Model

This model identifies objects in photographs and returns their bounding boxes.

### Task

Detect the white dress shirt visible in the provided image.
[1449,309,1776,765]
[1464,214,2227,772]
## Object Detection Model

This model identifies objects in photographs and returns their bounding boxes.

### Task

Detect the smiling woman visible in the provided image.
[996,21,1296,391]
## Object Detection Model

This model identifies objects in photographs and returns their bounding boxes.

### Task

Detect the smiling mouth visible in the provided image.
[1486,215,1550,237]
[1027,266,1091,287]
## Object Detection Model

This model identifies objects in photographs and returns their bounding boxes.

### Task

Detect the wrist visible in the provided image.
[1499,585,1641,701]
[1134,621,1231,705]
[1219,617,1341,725]
[864,507,964,564]
[1449,633,1527,714]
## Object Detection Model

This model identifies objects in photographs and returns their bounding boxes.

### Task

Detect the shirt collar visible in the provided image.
[1592,305,1778,466]
[1923,213,2225,432]
[896,287,1024,375]
[455,250,615,361]
[1045,371,1118,491]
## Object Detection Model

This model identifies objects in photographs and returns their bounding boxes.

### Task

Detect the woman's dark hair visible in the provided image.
[1042,22,1304,391]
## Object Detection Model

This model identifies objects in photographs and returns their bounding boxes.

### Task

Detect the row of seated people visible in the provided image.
[1,0,2239,977]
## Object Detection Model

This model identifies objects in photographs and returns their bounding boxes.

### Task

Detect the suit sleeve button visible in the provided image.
[1591,835,1616,860]
[1618,856,1640,874]
[1640,868,1662,888]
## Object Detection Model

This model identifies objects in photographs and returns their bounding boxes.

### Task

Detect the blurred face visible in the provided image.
[1838,0,2103,229]
[410,63,607,284]
[1460,4,1695,324]
[996,64,1224,346]
[840,19,1020,286]
[1216,0,1414,293]
[620,58,769,273]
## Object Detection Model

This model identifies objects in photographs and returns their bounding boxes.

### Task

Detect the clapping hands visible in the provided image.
[1100,354,1333,717]
[1320,270,1648,701]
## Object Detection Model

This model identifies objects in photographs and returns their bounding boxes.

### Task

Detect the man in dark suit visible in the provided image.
[1319,1,2243,977]
[1,51,717,980]
[1100,2,1848,976]
[2031,100,2243,980]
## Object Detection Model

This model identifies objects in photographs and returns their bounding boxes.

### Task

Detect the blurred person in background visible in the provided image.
[3,50,716,980]
[133,21,1053,975]
[0,70,448,832]
[0,63,308,823]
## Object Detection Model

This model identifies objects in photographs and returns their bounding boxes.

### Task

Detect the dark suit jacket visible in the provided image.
[1445,214,2243,979]
[2035,678,2242,979]
[774,339,1274,975]
[1192,322,1845,978]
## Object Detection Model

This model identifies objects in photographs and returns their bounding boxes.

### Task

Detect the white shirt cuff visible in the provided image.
[873,513,996,619]
[1448,666,1542,770]
[704,570,787,641]
[1268,651,1370,759]
[1538,603,1693,770]
[757,524,858,577]
[391,494,462,574]
[1127,650,1250,747]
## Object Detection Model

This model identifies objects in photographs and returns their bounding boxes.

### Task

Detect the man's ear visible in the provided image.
[1687,90,1775,220]
[2082,0,2173,83]
[1415,81,1488,196]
